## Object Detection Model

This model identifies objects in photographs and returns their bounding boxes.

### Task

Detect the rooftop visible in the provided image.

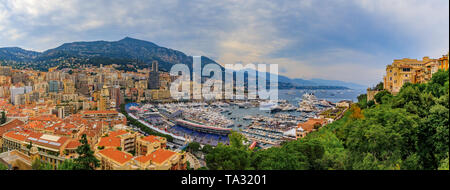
[97,136,121,148]
[98,148,132,165]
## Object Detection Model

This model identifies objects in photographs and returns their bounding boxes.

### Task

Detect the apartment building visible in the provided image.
[383,56,441,94]
[95,131,186,170]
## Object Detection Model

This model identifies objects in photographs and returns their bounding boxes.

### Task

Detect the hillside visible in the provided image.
[0,37,364,89]
[204,69,449,170]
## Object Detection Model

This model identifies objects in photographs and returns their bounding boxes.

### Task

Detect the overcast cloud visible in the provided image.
[0,0,448,86]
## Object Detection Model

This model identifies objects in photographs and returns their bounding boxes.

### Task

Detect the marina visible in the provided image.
[126,89,359,149]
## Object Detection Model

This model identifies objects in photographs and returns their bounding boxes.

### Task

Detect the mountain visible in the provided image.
[36,37,218,72]
[307,78,366,89]
[274,75,364,89]
[0,47,41,62]
[0,37,365,89]
[290,78,318,86]
[230,68,361,89]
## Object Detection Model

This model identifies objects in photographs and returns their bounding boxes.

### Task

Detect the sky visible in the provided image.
[0,0,448,86]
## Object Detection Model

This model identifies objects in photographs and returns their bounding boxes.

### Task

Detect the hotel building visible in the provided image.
[383,56,444,94]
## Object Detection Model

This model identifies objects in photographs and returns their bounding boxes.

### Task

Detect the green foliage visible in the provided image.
[186,161,192,170]
[343,70,448,170]
[229,131,247,149]
[57,159,77,170]
[374,90,392,104]
[0,111,6,125]
[374,82,384,91]
[202,144,213,154]
[74,134,100,170]
[205,143,251,170]
[26,141,33,150]
[366,100,375,108]
[438,153,449,170]
[205,132,251,170]
[0,162,8,170]
[250,143,310,170]
[357,94,368,108]
[32,159,54,170]
[187,142,201,153]
[197,166,208,170]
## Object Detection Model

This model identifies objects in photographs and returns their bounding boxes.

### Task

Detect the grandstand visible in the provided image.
[168,125,229,146]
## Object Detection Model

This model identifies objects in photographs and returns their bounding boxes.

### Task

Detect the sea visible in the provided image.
[225,89,366,129]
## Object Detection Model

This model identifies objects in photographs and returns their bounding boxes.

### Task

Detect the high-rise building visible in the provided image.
[110,85,123,108]
[98,85,110,111]
[10,86,32,105]
[11,72,26,84]
[0,66,12,76]
[148,61,160,90]
[63,80,76,94]
[48,80,60,93]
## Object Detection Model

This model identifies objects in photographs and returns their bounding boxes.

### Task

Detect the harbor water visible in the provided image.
[225,89,365,130]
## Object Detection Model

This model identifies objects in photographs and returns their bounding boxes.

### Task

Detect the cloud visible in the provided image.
[0,0,448,86]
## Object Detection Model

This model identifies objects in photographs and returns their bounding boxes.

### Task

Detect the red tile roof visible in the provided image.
[65,140,81,149]
[98,136,121,148]
[148,149,176,164]
[109,130,128,137]
[297,118,327,132]
[3,130,69,149]
[0,119,24,136]
[140,135,162,143]
[83,110,118,115]
[98,148,132,165]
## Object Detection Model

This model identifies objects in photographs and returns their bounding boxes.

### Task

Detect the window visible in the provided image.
[402,68,411,72]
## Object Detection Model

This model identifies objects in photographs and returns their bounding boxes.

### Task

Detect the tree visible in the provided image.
[349,104,363,119]
[250,139,325,170]
[26,141,33,150]
[0,111,6,125]
[374,82,384,91]
[0,162,8,170]
[357,94,368,108]
[186,161,192,170]
[228,131,247,149]
[57,159,77,170]
[438,153,449,170]
[32,158,53,170]
[366,100,375,108]
[205,132,251,170]
[187,142,200,153]
[202,144,213,154]
[74,134,100,170]
[374,90,392,104]
[205,143,251,170]
[251,145,309,170]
